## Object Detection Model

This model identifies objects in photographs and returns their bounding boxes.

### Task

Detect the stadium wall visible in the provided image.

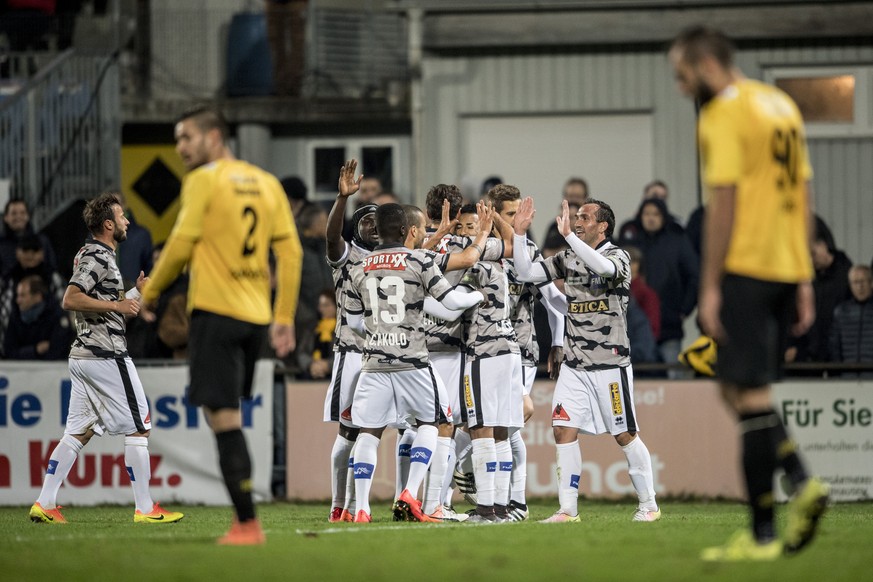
[287,378,873,503]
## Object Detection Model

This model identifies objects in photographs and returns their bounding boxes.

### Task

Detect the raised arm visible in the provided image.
[326,159,362,263]
[512,197,549,283]
[422,199,458,251]
[556,200,616,278]
[443,202,494,271]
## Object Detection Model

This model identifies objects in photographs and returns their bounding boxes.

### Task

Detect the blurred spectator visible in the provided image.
[480,175,503,199]
[309,288,337,379]
[155,272,190,360]
[625,245,661,340]
[280,175,309,221]
[0,0,56,53]
[455,203,480,238]
[542,177,588,246]
[3,273,72,360]
[115,192,153,288]
[617,180,685,244]
[357,176,382,207]
[828,265,873,377]
[374,191,400,206]
[1,199,58,277]
[622,198,698,376]
[628,294,659,369]
[294,203,333,374]
[0,234,66,354]
[787,216,852,363]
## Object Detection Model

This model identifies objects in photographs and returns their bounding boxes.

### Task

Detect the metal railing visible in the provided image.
[0,49,120,230]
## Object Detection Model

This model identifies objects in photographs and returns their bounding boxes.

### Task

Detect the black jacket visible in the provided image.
[829,298,873,366]
[3,299,73,360]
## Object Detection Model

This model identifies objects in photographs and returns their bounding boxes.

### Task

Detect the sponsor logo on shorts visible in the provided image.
[144,411,151,424]
[615,416,624,426]
[126,466,136,482]
[354,462,375,479]
[568,300,609,314]
[486,462,497,473]
[609,382,623,416]
[552,403,571,421]
[46,459,59,475]
[409,447,432,464]
[570,474,580,489]
[341,407,353,421]
[348,457,355,467]
[464,376,474,408]
[499,461,513,472]
[398,444,411,457]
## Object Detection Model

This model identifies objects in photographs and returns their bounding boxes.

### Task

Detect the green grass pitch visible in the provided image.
[1,500,870,581]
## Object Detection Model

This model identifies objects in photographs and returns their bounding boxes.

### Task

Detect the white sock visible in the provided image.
[556,441,581,517]
[440,442,457,506]
[353,433,381,516]
[622,436,657,510]
[509,429,527,505]
[494,439,513,508]
[330,435,354,508]
[342,441,357,513]
[455,428,473,474]
[423,436,451,514]
[36,434,83,508]
[405,425,437,498]
[471,437,497,507]
[395,429,416,499]
[125,436,154,513]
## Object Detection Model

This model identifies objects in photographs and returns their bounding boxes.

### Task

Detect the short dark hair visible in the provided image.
[486,184,521,213]
[280,176,308,201]
[16,233,42,252]
[671,25,735,69]
[458,203,477,216]
[318,287,336,306]
[425,184,463,223]
[83,192,121,236]
[176,104,229,142]
[375,203,408,242]
[402,204,425,230]
[586,198,616,239]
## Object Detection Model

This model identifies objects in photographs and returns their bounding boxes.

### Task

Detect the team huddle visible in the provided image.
[322,159,660,524]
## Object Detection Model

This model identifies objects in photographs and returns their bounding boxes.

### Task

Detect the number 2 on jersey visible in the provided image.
[242,206,258,256]
[365,276,406,324]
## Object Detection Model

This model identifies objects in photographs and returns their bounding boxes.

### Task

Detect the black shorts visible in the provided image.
[187,310,269,409]
[719,275,797,388]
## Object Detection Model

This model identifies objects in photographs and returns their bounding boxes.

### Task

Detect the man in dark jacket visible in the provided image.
[3,274,73,360]
[620,198,699,376]
[0,199,58,277]
[788,217,852,363]
[829,265,873,377]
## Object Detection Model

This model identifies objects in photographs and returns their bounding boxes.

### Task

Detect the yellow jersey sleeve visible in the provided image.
[699,99,744,188]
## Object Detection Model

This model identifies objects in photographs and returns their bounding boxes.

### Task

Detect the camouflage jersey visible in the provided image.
[68,239,130,359]
[538,240,631,370]
[327,241,369,353]
[421,230,504,353]
[504,238,546,366]
[347,243,453,372]
[460,260,519,362]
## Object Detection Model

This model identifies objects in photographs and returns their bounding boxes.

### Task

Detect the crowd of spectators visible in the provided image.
[1,175,872,378]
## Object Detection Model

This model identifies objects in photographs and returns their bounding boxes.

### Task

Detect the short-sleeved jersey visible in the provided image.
[460,260,519,361]
[421,231,504,352]
[162,158,298,325]
[328,241,369,353]
[67,240,129,359]
[539,242,631,370]
[347,243,453,372]
[505,238,545,365]
[699,78,813,283]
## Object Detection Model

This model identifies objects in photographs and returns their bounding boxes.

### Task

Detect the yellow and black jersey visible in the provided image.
[699,78,813,283]
[144,158,302,326]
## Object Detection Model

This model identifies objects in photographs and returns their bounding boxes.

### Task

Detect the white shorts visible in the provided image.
[322,350,363,428]
[522,363,536,397]
[66,357,151,436]
[463,353,524,429]
[551,364,639,436]
[430,350,464,424]
[351,365,450,429]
